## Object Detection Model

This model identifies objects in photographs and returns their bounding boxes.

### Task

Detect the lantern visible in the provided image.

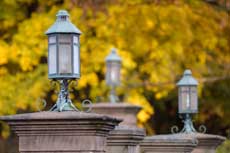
[171,69,206,134]
[45,10,82,111]
[105,48,122,103]
[46,10,81,80]
[105,48,122,86]
[177,69,198,114]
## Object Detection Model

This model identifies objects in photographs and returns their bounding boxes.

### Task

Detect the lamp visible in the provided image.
[45,10,81,111]
[177,70,198,114]
[105,48,122,103]
[171,69,206,133]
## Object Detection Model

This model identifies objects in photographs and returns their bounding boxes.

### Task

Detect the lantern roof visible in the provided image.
[46,10,82,35]
[177,69,198,86]
[105,48,122,62]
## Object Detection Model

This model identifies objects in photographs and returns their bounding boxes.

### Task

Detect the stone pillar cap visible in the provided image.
[141,134,197,153]
[108,125,145,146]
[184,133,226,148]
[184,133,226,140]
[0,111,122,153]
[0,111,122,122]
[142,134,198,144]
[0,111,122,137]
[111,125,146,136]
[91,102,142,108]
[90,102,142,115]
[90,102,142,127]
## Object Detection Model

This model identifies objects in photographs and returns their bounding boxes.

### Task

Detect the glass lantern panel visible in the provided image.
[106,62,120,86]
[48,44,57,74]
[49,36,56,43]
[190,86,198,112]
[179,86,190,113]
[73,45,80,74]
[58,44,72,74]
[58,34,71,43]
[73,36,79,44]
[106,63,111,85]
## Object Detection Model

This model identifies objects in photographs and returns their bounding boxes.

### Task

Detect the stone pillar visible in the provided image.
[107,126,145,153]
[140,134,197,153]
[190,133,226,153]
[0,111,121,153]
[90,103,141,127]
[90,103,146,153]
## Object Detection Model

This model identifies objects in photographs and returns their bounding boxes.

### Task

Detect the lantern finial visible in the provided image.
[177,69,198,86]
[105,48,122,62]
[56,10,69,21]
[57,10,69,17]
[111,48,116,53]
[184,69,192,75]
[45,10,81,35]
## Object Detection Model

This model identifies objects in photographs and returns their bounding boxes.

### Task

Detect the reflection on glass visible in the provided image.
[186,92,190,109]
[106,62,120,86]
[73,45,79,74]
[49,45,57,74]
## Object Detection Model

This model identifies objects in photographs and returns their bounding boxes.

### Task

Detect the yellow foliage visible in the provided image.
[16,100,27,110]
[138,110,150,123]
[155,91,167,100]
[146,19,155,29]
[20,56,33,71]
[0,42,9,65]
[78,73,99,88]
[127,91,154,123]
[0,68,8,76]
[0,122,10,139]
[119,50,136,70]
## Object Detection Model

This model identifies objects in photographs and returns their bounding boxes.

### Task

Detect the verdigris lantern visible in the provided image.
[177,69,198,114]
[46,10,81,79]
[171,69,206,134]
[46,10,81,111]
[105,48,122,103]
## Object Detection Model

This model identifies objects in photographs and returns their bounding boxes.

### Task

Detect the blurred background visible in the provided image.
[0,0,229,152]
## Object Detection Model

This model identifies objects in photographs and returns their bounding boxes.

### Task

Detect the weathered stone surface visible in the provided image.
[140,134,197,153]
[107,125,145,153]
[90,103,141,127]
[89,102,145,153]
[190,133,226,153]
[0,111,122,153]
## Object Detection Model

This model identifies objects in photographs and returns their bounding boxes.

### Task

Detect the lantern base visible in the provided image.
[180,114,197,133]
[48,74,80,80]
[109,86,119,103]
[171,114,206,134]
[50,101,78,111]
[50,79,78,112]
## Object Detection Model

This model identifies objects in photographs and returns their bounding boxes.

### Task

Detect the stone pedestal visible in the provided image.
[140,134,197,153]
[90,103,141,127]
[107,126,145,153]
[190,133,226,153]
[0,111,121,153]
[90,103,145,153]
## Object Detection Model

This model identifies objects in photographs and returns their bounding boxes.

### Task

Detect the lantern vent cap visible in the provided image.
[177,69,198,86]
[105,48,122,62]
[45,10,82,35]
[56,10,69,18]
